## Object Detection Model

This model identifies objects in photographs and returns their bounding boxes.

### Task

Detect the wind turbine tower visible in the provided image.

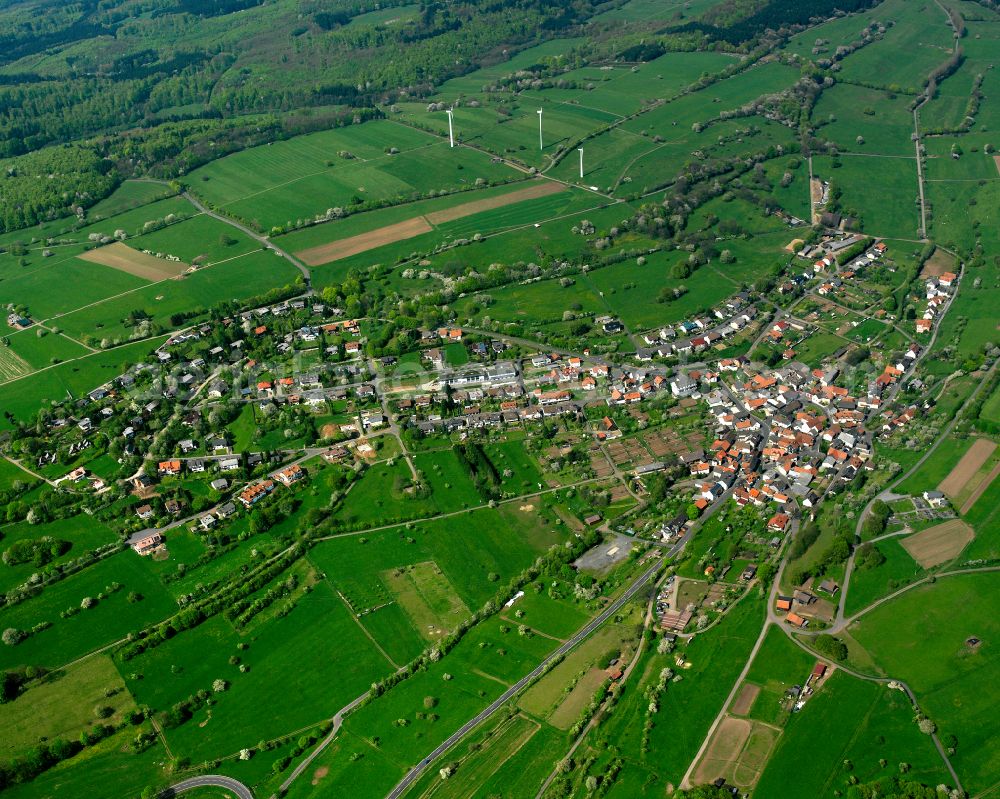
[578,147,584,179]
[537,108,544,151]
[446,109,455,148]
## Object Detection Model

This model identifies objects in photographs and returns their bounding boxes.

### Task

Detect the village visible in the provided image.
[5,230,960,651]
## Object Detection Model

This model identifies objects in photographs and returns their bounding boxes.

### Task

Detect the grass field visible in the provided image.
[782,0,914,60]
[0,253,150,320]
[0,335,169,428]
[835,0,955,92]
[894,435,976,496]
[813,84,918,157]
[284,611,561,799]
[518,622,627,723]
[926,167,1000,258]
[0,551,179,671]
[961,475,1000,558]
[121,576,393,760]
[0,457,38,492]
[382,561,470,641]
[312,503,570,624]
[0,654,136,758]
[407,713,544,799]
[442,718,564,799]
[0,513,118,595]
[843,538,926,617]
[332,451,483,529]
[187,121,522,231]
[3,328,92,372]
[0,721,167,799]
[54,248,300,341]
[939,439,1000,514]
[740,625,817,727]
[754,671,950,797]
[77,241,190,281]
[542,61,799,190]
[600,594,766,786]
[850,572,1000,793]
[521,50,737,117]
[454,228,788,335]
[85,180,177,219]
[275,180,601,286]
[813,155,920,239]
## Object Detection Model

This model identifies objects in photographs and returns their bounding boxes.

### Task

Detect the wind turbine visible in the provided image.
[537,108,544,151]
[578,147,584,179]
[446,108,455,148]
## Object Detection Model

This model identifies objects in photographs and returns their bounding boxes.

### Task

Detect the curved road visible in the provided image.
[275,692,369,796]
[161,775,253,799]
[181,192,312,287]
[383,542,685,799]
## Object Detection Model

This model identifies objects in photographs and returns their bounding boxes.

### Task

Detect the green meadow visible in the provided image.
[851,572,1000,793]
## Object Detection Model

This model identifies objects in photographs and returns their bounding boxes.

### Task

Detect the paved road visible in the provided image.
[383,543,684,799]
[161,775,253,799]
[275,692,369,796]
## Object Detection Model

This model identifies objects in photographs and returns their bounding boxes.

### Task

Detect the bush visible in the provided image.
[814,634,848,661]
[2,628,25,647]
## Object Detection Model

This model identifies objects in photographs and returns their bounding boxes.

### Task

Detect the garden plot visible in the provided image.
[606,436,651,467]
[643,426,704,458]
[0,346,31,380]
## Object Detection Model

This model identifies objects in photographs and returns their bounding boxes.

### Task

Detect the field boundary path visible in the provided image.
[161,774,253,799]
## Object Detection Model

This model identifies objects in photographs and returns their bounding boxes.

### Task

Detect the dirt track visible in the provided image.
[78,242,189,281]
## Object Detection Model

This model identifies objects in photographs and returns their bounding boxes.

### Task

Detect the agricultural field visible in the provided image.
[899,519,974,568]
[53,247,301,342]
[187,121,522,232]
